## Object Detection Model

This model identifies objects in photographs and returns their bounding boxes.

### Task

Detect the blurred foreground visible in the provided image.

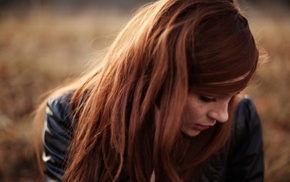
[0,4,290,182]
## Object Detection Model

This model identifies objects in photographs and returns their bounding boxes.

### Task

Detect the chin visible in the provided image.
[181,129,201,137]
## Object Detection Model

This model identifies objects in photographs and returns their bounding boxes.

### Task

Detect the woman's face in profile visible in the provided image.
[181,74,248,137]
[181,92,237,137]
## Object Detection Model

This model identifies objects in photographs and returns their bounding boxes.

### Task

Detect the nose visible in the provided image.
[208,102,229,123]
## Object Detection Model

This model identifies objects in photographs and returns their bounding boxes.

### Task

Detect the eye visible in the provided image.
[199,95,217,103]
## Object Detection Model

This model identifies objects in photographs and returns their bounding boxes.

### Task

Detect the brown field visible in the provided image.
[0,5,289,182]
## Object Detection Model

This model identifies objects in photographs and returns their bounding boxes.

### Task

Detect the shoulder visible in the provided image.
[46,91,77,131]
[46,92,73,123]
[232,95,262,142]
[43,92,75,180]
[44,91,75,146]
[225,96,264,181]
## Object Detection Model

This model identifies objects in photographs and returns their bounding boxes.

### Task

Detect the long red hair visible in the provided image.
[34,0,259,181]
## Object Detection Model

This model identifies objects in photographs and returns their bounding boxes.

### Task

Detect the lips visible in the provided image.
[193,124,211,131]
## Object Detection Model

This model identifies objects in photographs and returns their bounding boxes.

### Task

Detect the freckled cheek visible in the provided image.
[181,103,201,123]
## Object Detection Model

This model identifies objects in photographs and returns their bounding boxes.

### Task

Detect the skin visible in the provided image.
[180,92,235,137]
[181,75,247,137]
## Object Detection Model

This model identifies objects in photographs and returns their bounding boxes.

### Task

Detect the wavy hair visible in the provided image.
[34,0,259,181]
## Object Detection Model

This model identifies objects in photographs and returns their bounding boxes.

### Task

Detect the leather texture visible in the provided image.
[42,93,264,181]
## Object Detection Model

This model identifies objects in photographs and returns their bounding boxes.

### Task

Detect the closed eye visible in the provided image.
[199,95,217,103]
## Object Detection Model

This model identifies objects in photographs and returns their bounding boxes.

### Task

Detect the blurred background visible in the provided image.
[0,0,290,181]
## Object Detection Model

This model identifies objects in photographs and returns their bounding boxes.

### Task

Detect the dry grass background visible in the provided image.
[0,4,289,182]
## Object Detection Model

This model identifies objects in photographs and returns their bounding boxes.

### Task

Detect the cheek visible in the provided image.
[182,101,203,123]
[180,102,206,137]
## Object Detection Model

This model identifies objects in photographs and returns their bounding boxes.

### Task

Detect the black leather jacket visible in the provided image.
[42,93,264,181]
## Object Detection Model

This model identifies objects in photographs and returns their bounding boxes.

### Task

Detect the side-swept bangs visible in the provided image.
[188,7,259,95]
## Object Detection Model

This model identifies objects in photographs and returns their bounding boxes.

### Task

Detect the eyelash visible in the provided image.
[199,95,217,103]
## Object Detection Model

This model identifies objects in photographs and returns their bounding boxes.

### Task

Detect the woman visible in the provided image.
[35,0,264,181]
